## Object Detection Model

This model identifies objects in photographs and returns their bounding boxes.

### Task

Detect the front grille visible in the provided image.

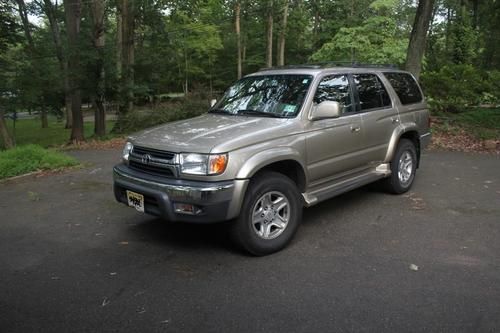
[129,145,177,177]
[132,146,175,161]
[129,160,175,177]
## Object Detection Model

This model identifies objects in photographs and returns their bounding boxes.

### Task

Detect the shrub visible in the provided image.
[116,98,210,133]
[421,64,498,113]
[0,145,78,179]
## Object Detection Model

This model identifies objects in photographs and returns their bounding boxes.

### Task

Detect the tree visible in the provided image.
[117,0,135,125]
[15,0,40,128]
[277,0,288,66]
[37,0,73,129]
[235,1,242,79]
[312,0,409,65]
[63,0,84,143]
[0,0,20,148]
[89,0,106,137]
[405,0,436,79]
[265,0,273,68]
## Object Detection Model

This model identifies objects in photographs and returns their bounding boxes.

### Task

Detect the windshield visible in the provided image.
[210,74,313,118]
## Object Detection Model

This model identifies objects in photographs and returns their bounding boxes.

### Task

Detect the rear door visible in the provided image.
[352,73,399,166]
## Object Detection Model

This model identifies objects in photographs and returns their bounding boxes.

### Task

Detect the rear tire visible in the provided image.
[231,171,302,256]
[383,139,417,194]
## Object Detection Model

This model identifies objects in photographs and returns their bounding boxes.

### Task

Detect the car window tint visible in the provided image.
[353,74,391,111]
[314,75,353,113]
[384,72,423,105]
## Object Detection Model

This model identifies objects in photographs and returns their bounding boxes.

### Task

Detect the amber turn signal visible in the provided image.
[208,154,228,175]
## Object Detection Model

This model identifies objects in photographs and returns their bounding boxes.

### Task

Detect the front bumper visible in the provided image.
[113,164,248,223]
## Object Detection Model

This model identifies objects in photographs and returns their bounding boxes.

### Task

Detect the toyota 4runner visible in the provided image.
[113,65,431,255]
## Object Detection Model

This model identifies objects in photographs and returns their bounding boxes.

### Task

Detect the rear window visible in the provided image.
[352,74,391,111]
[384,72,423,105]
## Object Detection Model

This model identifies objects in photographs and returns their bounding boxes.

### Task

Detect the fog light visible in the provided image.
[174,203,202,215]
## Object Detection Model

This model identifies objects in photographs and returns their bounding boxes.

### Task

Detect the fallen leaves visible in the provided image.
[62,137,127,151]
[429,118,500,153]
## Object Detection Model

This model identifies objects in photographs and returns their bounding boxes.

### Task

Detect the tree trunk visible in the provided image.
[235,2,242,79]
[91,0,106,137]
[116,0,122,77]
[266,0,274,68]
[15,0,34,53]
[41,107,48,128]
[472,0,479,30]
[445,6,451,55]
[277,0,288,66]
[63,0,84,143]
[313,3,320,48]
[118,0,135,121]
[64,86,72,128]
[405,0,436,79]
[0,110,14,149]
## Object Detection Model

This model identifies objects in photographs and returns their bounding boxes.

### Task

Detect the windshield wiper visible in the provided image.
[237,109,283,118]
[208,108,233,115]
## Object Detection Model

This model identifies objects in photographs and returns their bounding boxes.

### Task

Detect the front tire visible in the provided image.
[383,139,417,194]
[231,171,302,256]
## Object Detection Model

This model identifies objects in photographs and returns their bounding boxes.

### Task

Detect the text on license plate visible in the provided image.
[126,190,144,213]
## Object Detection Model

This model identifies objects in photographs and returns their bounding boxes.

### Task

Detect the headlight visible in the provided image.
[122,142,133,162]
[180,153,228,175]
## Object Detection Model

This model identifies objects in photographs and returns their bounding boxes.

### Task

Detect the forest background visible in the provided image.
[0,0,499,150]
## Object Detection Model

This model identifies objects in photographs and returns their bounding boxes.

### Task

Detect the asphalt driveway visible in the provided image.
[0,149,499,332]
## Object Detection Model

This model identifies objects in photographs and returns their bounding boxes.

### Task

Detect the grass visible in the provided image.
[0,145,79,180]
[0,116,117,149]
[432,108,500,140]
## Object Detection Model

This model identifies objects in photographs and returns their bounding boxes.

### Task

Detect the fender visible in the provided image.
[235,147,307,180]
[384,122,419,163]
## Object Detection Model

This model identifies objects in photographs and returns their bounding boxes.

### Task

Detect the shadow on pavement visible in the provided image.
[127,217,238,253]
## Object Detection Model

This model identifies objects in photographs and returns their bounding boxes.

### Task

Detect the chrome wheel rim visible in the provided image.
[251,191,290,240]
[398,151,414,185]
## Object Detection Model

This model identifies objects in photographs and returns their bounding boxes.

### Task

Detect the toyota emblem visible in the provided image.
[141,154,152,164]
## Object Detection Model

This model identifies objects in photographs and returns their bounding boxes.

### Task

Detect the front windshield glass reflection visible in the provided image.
[211,74,313,118]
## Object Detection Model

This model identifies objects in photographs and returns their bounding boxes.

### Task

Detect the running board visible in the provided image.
[302,163,391,207]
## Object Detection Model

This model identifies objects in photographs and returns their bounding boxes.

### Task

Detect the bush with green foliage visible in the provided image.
[0,145,78,179]
[421,65,500,113]
[117,98,210,133]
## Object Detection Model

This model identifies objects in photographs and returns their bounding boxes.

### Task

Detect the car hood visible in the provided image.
[129,113,302,153]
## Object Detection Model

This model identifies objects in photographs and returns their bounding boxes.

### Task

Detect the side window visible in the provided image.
[314,75,353,113]
[353,74,391,111]
[384,72,423,105]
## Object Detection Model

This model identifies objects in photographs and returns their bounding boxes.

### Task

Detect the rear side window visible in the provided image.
[353,74,391,111]
[384,72,423,105]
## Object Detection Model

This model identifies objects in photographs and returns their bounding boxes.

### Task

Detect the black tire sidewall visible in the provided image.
[388,139,417,194]
[232,172,302,256]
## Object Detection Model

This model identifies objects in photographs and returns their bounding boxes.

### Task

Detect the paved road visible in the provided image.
[1,150,499,332]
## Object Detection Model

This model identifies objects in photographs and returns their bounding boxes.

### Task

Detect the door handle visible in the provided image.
[391,117,400,124]
[350,125,361,133]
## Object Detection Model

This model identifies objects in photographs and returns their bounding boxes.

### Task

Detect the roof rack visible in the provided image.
[258,64,323,71]
[259,62,399,71]
[315,61,399,69]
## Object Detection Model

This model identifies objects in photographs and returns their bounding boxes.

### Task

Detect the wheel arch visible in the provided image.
[236,149,308,193]
[385,126,421,167]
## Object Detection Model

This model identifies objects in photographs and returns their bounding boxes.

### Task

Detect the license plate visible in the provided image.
[126,190,144,213]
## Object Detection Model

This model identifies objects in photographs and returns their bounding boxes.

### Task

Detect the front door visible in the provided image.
[304,74,364,186]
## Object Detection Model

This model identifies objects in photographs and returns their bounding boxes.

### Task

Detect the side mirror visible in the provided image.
[311,101,341,120]
[210,99,217,107]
